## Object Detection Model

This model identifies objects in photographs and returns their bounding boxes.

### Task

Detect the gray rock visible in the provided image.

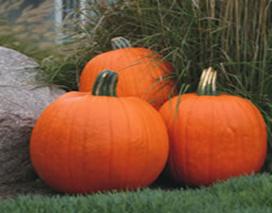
[0,47,65,184]
[0,47,39,87]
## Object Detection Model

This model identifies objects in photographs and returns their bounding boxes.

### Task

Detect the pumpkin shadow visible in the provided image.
[150,165,184,190]
[150,165,202,190]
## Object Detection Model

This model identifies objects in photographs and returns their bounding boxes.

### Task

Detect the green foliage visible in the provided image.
[1,175,272,212]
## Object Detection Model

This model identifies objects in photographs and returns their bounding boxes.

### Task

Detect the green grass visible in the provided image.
[1,174,272,212]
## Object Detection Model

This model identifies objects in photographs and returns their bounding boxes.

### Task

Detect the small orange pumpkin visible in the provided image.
[79,37,175,109]
[30,70,169,193]
[159,67,267,186]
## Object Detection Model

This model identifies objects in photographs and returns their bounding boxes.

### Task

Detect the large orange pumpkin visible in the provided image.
[159,67,267,186]
[30,70,169,194]
[79,37,175,109]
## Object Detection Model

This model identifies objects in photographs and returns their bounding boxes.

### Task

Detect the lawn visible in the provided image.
[0,174,272,213]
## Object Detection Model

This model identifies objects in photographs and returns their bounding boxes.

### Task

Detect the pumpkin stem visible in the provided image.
[111,37,132,50]
[211,70,217,95]
[108,72,118,96]
[197,67,218,96]
[197,68,208,95]
[92,70,118,97]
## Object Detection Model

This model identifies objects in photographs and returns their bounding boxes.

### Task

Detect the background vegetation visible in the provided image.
[0,0,271,166]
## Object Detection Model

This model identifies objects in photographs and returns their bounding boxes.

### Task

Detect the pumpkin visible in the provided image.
[79,37,175,109]
[30,70,169,193]
[159,67,267,186]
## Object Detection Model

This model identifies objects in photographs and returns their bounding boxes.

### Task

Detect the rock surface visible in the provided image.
[0,47,65,184]
[0,47,39,87]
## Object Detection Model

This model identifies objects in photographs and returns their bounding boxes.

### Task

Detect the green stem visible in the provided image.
[197,67,218,96]
[197,68,208,95]
[92,70,118,96]
[108,72,118,96]
[111,37,132,50]
[211,70,217,95]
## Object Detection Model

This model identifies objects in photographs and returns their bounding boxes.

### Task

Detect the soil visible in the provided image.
[0,178,57,199]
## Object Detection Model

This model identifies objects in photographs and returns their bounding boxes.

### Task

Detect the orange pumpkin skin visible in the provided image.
[79,38,174,109]
[159,69,267,186]
[30,72,169,194]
